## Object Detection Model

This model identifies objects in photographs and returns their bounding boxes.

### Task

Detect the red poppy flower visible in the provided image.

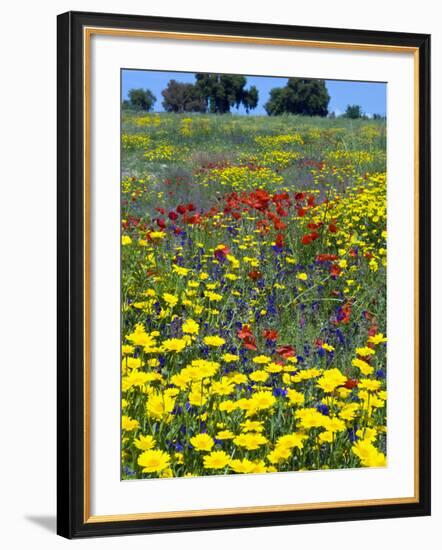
[316,253,338,262]
[263,329,278,341]
[237,325,253,340]
[243,336,257,351]
[156,207,166,215]
[257,220,270,232]
[297,207,307,217]
[275,233,284,248]
[187,203,196,212]
[176,204,187,215]
[344,378,359,390]
[273,192,289,203]
[156,218,166,229]
[330,264,342,277]
[340,303,352,324]
[301,234,312,245]
[301,231,320,245]
[185,214,202,225]
[307,222,321,230]
[248,270,262,281]
[273,219,286,231]
[250,189,271,211]
[276,345,296,358]
[168,211,178,221]
[328,222,338,233]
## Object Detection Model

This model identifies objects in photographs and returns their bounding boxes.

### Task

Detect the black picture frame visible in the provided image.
[57,10,431,539]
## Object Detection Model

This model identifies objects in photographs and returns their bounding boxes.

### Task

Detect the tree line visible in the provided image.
[122,74,383,119]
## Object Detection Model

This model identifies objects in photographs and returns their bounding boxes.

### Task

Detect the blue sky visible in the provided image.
[122,69,386,117]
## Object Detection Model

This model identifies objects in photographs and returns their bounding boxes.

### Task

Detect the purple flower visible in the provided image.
[317,404,330,416]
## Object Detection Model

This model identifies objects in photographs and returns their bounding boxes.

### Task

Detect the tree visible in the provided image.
[127,88,156,111]
[161,80,206,113]
[194,74,259,114]
[242,86,259,114]
[344,104,363,119]
[264,78,330,116]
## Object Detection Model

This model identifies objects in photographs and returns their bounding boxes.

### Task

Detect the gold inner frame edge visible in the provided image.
[83,26,420,524]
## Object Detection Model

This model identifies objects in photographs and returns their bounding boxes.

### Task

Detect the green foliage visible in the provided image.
[128,88,156,112]
[195,74,259,114]
[242,85,259,113]
[161,80,206,113]
[265,78,330,117]
[344,104,363,119]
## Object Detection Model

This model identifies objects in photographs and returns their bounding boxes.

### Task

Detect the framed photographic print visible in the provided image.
[57,10,431,538]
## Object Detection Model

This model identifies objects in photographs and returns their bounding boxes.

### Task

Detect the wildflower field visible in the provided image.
[121,111,387,479]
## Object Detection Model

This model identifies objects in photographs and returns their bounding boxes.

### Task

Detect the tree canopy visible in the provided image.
[161,80,207,113]
[195,74,259,114]
[264,78,330,117]
[344,104,364,119]
[127,88,156,111]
